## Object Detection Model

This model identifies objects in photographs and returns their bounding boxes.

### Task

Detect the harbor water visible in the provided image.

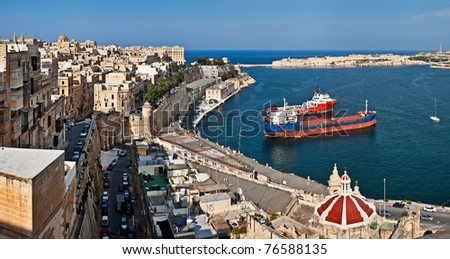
[191,50,450,205]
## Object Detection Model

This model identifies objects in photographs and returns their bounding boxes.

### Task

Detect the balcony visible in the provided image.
[9,88,23,111]
[10,115,22,141]
[9,66,23,89]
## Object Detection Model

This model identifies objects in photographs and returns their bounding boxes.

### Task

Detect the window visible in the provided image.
[111,94,114,100]
[105,102,108,107]
[31,56,38,71]
[62,81,65,85]
[111,102,114,107]
[62,89,65,95]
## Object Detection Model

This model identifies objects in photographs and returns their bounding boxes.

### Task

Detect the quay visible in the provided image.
[237,64,272,68]
[156,134,328,205]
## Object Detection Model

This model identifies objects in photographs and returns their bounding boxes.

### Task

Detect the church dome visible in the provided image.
[315,170,375,229]
[58,34,69,43]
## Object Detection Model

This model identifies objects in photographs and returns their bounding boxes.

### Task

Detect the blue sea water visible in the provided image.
[191,50,450,205]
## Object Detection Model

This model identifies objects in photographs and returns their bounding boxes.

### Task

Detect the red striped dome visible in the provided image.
[315,169,376,228]
[316,194,374,226]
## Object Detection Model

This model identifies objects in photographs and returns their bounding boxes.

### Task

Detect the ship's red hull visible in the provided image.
[265,119,377,138]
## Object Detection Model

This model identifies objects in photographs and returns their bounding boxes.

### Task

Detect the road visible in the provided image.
[101,144,136,239]
[374,201,450,232]
[64,122,86,161]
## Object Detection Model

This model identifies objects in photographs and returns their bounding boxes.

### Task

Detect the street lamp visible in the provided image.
[121,93,126,143]
[383,178,386,220]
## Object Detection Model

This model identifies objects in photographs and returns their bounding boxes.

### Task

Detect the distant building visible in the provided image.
[186,78,216,100]
[93,72,142,115]
[0,148,76,238]
[146,46,185,65]
[200,65,218,78]
[205,80,235,102]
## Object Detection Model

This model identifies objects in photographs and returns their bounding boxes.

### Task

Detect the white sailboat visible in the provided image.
[429,97,440,122]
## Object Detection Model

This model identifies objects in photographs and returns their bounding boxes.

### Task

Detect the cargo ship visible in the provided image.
[265,86,337,120]
[264,100,376,138]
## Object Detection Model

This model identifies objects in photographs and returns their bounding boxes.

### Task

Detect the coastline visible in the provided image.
[272,53,427,68]
[192,73,256,128]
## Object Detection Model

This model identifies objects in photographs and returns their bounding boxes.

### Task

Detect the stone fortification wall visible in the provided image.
[152,85,191,132]
[73,114,104,238]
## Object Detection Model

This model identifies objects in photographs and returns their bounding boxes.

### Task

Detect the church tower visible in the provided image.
[328,163,341,194]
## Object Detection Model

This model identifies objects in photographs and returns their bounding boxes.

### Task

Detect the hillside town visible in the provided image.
[1,33,449,240]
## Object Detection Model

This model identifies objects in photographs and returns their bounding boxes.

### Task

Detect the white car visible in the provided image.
[422,206,437,212]
[119,150,127,157]
[102,191,108,201]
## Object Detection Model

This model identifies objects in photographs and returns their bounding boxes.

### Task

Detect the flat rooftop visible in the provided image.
[0,147,64,179]
[186,78,216,90]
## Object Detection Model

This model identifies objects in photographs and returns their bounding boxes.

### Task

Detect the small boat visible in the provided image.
[429,97,440,122]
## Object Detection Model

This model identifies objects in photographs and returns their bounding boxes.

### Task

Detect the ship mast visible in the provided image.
[365,100,368,114]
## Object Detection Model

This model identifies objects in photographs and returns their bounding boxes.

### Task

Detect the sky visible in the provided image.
[1,0,450,51]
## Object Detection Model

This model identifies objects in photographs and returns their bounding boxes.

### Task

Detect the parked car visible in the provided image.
[71,154,79,161]
[103,173,109,180]
[111,159,119,165]
[119,150,127,157]
[124,190,130,201]
[101,215,109,227]
[123,179,129,187]
[102,191,109,201]
[80,129,87,137]
[393,202,405,208]
[377,209,392,217]
[73,145,82,156]
[103,179,110,189]
[101,199,108,212]
[77,138,85,145]
[421,214,434,221]
[107,163,114,171]
[84,119,91,129]
[423,206,437,212]
[118,184,124,192]
[120,216,128,230]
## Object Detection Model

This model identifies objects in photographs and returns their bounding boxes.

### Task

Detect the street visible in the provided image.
[101,144,136,239]
[374,201,450,233]
[64,122,85,161]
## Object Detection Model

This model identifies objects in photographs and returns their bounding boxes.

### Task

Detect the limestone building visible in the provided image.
[129,101,153,139]
[0,36,66,149]
[0,148,77,238]
[93,72,143,115]
[314,165,377,239]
